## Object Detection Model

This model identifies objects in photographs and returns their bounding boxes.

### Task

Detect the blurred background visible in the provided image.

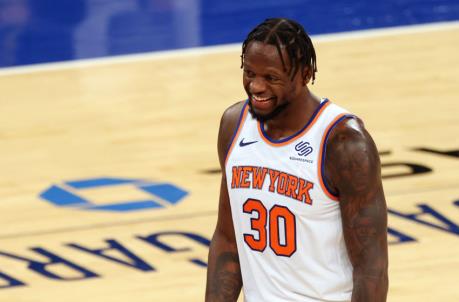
[1,0,459,67]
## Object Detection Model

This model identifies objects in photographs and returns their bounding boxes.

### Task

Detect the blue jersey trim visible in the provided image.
[320,114,356,198]
[259,99,329,144]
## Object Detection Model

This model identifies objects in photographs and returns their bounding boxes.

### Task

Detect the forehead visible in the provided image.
[243,41,290,72]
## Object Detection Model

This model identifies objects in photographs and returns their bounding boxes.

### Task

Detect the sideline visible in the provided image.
[1,20,458,77]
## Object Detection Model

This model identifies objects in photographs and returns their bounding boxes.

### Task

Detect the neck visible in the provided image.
[263,90,320,140]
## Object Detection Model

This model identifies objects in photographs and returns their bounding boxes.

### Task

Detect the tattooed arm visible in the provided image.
[205,102,245,302]
[325,118,388,302]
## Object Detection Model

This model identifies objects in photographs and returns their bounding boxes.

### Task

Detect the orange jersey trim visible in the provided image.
[318,113,354,201]
[257,101,331,147]
[225,103,250,166]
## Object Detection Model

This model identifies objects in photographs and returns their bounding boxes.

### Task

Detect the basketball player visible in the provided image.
[205,18,388,302]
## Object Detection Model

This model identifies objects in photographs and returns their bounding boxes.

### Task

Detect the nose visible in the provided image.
[249,77,266,94]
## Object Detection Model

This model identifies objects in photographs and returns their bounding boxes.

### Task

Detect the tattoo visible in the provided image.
[343,191,388,302]
[326,119,388,302]
[209,252,242,301]
[341,190,386,265]
[352,282,371,301]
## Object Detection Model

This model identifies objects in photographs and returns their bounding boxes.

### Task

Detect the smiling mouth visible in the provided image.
[252,95,274,102]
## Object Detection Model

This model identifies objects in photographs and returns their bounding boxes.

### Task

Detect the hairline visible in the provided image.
[243,40,305,80]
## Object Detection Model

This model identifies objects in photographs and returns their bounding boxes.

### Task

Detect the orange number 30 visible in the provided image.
[243,198,297,257]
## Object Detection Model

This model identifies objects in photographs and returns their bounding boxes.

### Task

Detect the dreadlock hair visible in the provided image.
[241,18,317,84]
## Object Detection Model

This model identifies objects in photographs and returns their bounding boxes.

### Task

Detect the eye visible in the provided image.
[266,75,280,82]
[244,69,255,78]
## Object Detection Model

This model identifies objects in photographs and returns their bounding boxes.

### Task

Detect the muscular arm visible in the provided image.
[205,102,245,302]
[325,118,388,302]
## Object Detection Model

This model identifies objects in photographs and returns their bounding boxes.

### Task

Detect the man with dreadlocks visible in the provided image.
[205,18,388,302]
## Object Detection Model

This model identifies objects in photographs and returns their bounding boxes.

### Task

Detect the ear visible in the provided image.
[301,66,312,85]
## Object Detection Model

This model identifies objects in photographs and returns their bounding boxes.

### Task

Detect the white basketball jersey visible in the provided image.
[225,99,354,302]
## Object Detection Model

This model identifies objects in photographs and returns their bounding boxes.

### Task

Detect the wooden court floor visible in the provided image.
[0,24,458,301]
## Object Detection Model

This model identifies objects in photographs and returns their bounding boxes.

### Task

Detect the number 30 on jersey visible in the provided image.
[243,198,297,257]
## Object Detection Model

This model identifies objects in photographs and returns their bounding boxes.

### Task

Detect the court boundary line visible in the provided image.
[0,20,458,76]
[0,210,217,240]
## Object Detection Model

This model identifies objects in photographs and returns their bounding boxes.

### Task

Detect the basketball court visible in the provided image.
[0,14,458,302]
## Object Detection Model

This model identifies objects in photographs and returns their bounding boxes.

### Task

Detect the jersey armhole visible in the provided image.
[224,100,250,166]
[318,114,356,201]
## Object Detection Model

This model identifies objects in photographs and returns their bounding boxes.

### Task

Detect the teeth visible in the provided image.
[252,95,271,101]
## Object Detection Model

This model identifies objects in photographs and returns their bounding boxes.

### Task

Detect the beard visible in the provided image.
[248,99,290,122]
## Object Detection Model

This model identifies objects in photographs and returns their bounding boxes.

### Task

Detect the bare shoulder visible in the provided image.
[217,101,246,166]
[327,118,388,300]
[328,117,367,145]
[219,101,246,141]
[324,117,381,196]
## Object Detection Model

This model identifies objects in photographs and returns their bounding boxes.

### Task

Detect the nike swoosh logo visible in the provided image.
[239,138,258,147]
